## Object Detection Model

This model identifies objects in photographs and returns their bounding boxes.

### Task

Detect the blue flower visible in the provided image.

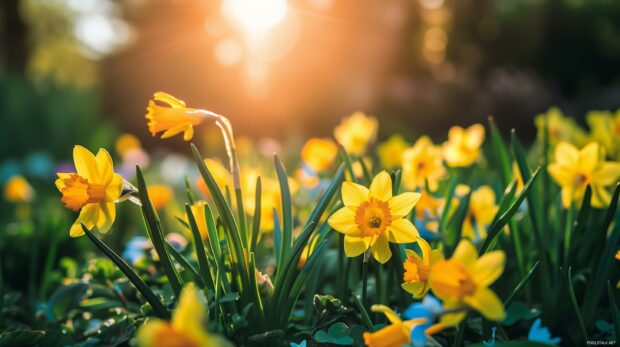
[403,295,443,347]
[528,318,561,345]
[122,236,151,265]
[290,340,306,347]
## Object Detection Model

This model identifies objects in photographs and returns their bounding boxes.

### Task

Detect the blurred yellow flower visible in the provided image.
[196,158,232,197]
[137,283,232,347]
[377,134,408,170]
[242,169,298,231]
[587,110,620,160]
[189,201,209,240]
[55,146,122,237]
[429,240,506,324]
[147,184,173,210]
[352,157,373,180]
[462,186,498,241]
[535,107,587,147]
[4,176,35,203]
[363,305,425,347]
[301,138,338,172]
[328,171,421,264]
[616,250,620,261]
[146,92,207,141]
[115,133,141,157]
[442,124,485,167]
[402,237,444,298]
[402,136,446,191]
[548,142,620,208]
[295,168,320,188]
[334,112,378,156]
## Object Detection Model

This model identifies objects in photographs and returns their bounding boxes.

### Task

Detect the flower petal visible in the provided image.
[73,145,99,182]
[387,218,419,243]
[344,236,369,257]
[95,148,114,185]
[593,162,620,186]
[578,142,600,174]
[555,142,579,168]
[369,171,392,201]
[464,287,506,321]
[96,203,116,234]
[472,251,505,286]
[371,235,392,264]
[154,91,186,108]
[548,163,574,187]
[342,181,369,207]
[451,240,477,271]
[328,207,360,235]
[70,204,99,237]
[370,305,402,325]
[389,192,422,217]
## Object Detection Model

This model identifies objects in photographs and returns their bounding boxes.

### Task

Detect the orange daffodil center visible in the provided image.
[55,146,122,237]
[328,171,422,264]
[146,92,207,141]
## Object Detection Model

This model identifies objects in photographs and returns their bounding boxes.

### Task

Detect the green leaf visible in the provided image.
[502,301,540,326]
[504,261,539,307]
[185,204,213,290]
[250,176,262,253]
[489,116,512,187]
[607,281,620,341]
[481,167,541,254]
[351,292,374,331]
[136,166,183,297]
[445,191,470,252]
[0,330,44,347]
[562,266,588,341]
[81,225,170,319]
[275,155,293,274]
[165,240,206,289]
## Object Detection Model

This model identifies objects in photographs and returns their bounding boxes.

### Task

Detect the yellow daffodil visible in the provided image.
[4,176,35,203]
[616,250,620,261]
[402,136,446,191]
[328,171,421,264]
[55,146,122,237]
[334,112,378,156]
[442,124,485,167]
[462,186,498,241]
[429,240,506,324]
[402,237,444,298]
[548,142,620,208]
[301,138,338,172]
[115,133,141,156]
[587,110,620,160]
[146,92,207,141]
[377,134,408,170]
[535,107,587,147]
[363,305,425,347]
[196,158,232,197]
[147,184,173,210]
[352,157,373,180]
[137,283,232,347]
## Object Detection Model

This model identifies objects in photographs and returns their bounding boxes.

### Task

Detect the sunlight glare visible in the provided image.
[222,0,288,34]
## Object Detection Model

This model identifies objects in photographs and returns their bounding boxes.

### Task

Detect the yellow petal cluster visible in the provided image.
[137,283,232,347]
[328,171,421,264]
[428,240,506,325]
[301,137,338,172]
[363,305,425,347]
[402,136,446,191]
[587,110,620,160]
[535,107,587,147]
[377,134,408,170]
[55,146,122,237]
[548,142,620,208]
[401,237,444,298]
[461,186,498,241]
[4,176,35,203]
[442,124,485,167]
[146,92,206,141]
[334,112,378,156]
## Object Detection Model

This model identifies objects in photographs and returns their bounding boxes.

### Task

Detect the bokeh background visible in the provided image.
[2,0,620,161]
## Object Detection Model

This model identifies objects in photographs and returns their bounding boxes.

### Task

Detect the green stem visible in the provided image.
[362,253,369,306]
[563,204,574,268]
[338,234,345,298]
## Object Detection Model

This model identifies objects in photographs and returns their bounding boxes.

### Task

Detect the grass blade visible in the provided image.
[275,155,293,269]
[250,176,262,253]
[136,166,183,297]
[608,281,620,341]
[81,225,170,319]
[504,261,539,307]
[186,204,214,291]
[488,117,512,187]
[562,266,588,342]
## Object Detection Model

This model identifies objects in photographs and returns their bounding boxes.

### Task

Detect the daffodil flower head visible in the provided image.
[137,283,232,347]
[401,136,446,191]
[147,184,173,210]
[462,186,498,242]
[334,111,378,156]
[442,124,485,167]
[428,239,506,324]
[402,237,444,298]
[146,92,208,141]
[328,171,422,264]
[4,175,35,203]
[55,146,122,237]
[363,305,426,347]
[301,137,338,172]
[548,141,620,208]
[377,134,409,170]
[535,107,587,147]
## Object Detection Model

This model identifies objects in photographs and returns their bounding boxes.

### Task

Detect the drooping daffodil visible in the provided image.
[146,92,208,141]
[328,171,421,263]
[55,146,122,237]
